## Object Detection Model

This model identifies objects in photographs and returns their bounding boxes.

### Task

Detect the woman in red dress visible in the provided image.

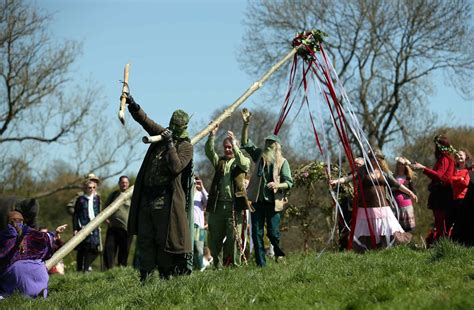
[412,135,456,243]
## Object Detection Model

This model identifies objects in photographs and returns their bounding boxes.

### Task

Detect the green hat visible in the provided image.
[169,109,190,127]
[264,134,282,144]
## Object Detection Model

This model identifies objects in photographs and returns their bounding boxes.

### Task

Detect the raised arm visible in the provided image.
[205,125,220,168]
[228,131,250,172]
[126,94,166,136]
[241,108,251,146]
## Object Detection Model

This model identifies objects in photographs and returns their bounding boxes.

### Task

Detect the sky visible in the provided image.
[31,0,473,176]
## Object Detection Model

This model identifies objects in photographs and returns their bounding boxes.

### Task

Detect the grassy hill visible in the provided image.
[1,239,473,309]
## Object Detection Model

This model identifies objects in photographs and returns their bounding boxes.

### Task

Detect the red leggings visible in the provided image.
[433,209,452,238]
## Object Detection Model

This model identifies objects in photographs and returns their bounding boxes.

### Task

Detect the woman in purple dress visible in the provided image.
[0,211,66,299]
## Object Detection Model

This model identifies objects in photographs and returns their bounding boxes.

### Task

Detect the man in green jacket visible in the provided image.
[240,109,293,267]
[125,94,193,281]
[205,126,250,268]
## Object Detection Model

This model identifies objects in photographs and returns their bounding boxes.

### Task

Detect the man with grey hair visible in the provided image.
[240,109,293,267]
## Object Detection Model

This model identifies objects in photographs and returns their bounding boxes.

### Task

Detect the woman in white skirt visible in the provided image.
[331,150,417,252]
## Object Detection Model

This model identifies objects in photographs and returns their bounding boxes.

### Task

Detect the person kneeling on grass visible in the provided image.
[0,211,67,299]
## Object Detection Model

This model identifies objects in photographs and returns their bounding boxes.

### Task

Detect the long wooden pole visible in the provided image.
[45,47,297,270]
[142,48,298,145]
[45,187,133,269]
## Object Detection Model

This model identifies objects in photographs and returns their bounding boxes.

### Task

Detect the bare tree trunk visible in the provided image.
[45,49,297,270]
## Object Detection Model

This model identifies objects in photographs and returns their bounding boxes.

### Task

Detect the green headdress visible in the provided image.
[169,109,190,139]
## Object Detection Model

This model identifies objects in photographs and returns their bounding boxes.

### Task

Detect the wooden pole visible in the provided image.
[45,48,297,270]
[46,187,133,269]
[142,48,298,145]
[118,64,130,125]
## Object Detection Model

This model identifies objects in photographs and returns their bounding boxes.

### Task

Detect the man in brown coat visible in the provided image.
[125,94,193,281]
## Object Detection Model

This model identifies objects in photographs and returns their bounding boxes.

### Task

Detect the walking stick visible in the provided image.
[45,47,298,270]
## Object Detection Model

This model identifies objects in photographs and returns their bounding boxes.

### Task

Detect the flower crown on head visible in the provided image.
[434,135,457,155]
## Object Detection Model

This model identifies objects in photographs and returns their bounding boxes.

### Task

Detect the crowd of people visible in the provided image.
[412,135,473,246]
[0,95,472,299]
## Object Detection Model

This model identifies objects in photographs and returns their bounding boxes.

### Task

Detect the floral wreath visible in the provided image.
[292,29,328,62]
[434,135,457,155]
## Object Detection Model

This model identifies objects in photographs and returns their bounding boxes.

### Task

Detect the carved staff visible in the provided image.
[46,47,298,270]
[118,64,130,125]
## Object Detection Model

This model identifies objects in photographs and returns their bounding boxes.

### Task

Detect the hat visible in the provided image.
[169,109,190,127]
[86,173,100,184]
[8,211,24,222]
[264,134,282,145]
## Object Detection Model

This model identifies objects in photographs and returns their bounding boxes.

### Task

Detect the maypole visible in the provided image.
[45,47,299,270]
[269,30,399,250]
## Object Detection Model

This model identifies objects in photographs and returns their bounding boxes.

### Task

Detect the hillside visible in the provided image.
[1,240,473,309]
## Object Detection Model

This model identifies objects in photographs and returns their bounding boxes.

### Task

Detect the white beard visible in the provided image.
[262,147,275,163]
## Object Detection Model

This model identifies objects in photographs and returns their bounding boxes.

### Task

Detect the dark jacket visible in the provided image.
[127,106,193,254]
[72,194,101,249]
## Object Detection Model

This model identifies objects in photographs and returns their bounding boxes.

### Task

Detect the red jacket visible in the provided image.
[451,168,470,200]
[423,156,455,186]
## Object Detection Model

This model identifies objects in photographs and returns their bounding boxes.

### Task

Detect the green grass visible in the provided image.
[1,239,473,309]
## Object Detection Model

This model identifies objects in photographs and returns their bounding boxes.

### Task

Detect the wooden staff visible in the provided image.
[45,47,298,270]
[118,64,130,125]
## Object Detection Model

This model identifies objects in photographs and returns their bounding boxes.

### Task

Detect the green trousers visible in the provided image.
[207,201,242,268]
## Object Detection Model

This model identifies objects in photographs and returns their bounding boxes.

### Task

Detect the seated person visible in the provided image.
[0,211,66,298]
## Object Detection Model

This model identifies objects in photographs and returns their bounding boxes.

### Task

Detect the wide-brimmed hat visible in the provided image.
[85,173,100,184]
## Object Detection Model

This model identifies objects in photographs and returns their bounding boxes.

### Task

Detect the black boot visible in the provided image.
[140,270,150,283]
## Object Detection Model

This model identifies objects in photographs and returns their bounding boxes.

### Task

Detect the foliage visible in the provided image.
[2,241,473,309]
[284,161,353,251]
[293,161,352,197]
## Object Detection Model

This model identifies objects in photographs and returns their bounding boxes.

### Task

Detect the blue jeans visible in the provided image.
[251,202,285,267]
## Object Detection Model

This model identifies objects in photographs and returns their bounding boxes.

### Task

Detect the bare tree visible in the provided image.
[0,0,141,196]
[0,0,83,144]
[239,0,474,150]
